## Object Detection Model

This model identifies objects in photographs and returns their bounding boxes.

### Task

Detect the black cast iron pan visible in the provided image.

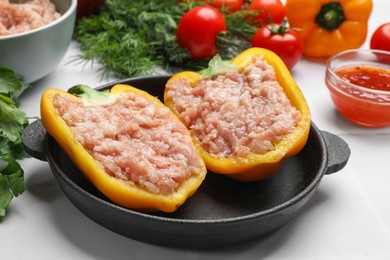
[22,75,351,249]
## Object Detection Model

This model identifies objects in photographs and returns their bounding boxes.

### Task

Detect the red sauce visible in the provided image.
[326,65,390,128]
[336,65,390,92]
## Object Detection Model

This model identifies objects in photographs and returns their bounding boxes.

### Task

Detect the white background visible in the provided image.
[2,0,390,259]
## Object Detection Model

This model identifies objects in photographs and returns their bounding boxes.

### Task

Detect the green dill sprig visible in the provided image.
[74,0,258,78]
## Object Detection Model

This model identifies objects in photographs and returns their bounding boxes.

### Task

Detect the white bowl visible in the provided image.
[0,0,77,83]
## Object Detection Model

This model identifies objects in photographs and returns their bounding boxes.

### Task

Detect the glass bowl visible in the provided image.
[325,49,390,128]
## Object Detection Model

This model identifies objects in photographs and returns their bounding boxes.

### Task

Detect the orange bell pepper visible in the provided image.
[40,84,207,212]
[285,0,373,58]
[164,48,311,182]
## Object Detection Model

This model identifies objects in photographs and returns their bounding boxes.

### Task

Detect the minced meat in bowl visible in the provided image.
[0,0,61,36]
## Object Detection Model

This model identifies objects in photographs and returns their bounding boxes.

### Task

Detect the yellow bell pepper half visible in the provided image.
[286,0,373,58]
[164,48,311,182]
[40,84,207,213]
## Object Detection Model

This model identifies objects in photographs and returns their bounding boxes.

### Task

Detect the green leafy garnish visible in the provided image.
[0,67,29,105]
[200,55,234,79]
[0,67,29,219]
[74,0,258,78]
[0,158,24,217]
[68,84,116,107]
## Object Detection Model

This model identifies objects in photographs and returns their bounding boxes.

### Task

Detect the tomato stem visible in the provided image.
[315,2,345,32]
[267,18,290,35]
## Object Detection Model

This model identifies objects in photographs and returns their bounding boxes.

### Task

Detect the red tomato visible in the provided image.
[203,0,245,12]
[77,0,104,20]
[176,6,227,60]
[248,0,286,26]
[251,24,303,70]
[370,23,390,52]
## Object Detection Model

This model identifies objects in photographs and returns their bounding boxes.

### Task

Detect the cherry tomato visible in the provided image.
[176,6,227,60]
[248,0,286,26]
[203,0,245,12]
[251,23,303,70]
[370,23,390,52]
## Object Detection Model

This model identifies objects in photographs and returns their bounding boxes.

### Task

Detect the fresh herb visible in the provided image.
[74,0,258,78]
[0,67,29,219]
[68,84,116,106]
[0,158,24,218]
[0,67,29,106]
[200,55,234,79]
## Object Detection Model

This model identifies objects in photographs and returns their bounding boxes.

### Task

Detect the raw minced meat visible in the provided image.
[0,0,60,36]
[165,56,302,158]
[53,91,204,195]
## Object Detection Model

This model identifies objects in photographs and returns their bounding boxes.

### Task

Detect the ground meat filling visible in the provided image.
[0,0,60,36]
[165,57,302,158]
[53,92,203,195]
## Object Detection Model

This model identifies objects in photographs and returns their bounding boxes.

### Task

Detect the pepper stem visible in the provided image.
[200,55,233,79]
[68,85,116,107]
[315,2,345,32]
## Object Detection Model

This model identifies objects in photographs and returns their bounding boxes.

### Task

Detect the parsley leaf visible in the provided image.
[0,158,24,217]
[0,67,29,219]
[0,95,28,144]
[0,67,29,105]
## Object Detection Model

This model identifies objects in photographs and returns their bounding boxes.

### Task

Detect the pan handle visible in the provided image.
[321,131,351,175]
[22,119,47,162]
